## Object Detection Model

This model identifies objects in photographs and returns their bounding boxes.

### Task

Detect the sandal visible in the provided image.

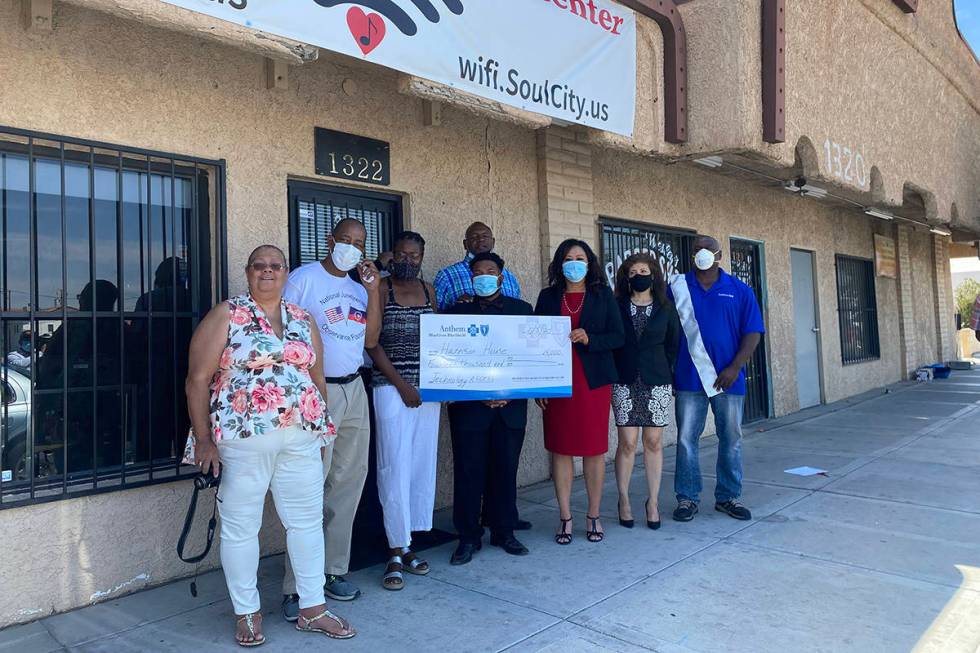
[383,554,405,590]
[235,612,265,648]
[296,607,355,640]
[554,517,573,545]
[401,549,430,575]
[586,515,605,543]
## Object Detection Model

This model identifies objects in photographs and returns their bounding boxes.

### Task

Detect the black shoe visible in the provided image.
[672,499,699,522]
[645,499,661,530]
[490,533,529,556]
[450,541,481,566]
[515,519,533,531]
[715,500,752,521]
[618,502,634,529]
[281,594,299,622]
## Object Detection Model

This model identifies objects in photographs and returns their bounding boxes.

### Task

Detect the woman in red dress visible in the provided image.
[534,239,624,544]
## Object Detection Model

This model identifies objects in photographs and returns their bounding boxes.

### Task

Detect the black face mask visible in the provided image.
[629,274,653,293]
[390,260,421,280]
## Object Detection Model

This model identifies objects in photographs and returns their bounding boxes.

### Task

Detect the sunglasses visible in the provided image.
[249,262,285,272]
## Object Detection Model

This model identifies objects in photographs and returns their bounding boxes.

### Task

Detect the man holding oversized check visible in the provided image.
[420,253,571,565]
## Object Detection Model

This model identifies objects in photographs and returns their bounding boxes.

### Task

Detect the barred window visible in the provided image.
[288,181,401,269]
[835,255,880,365]
[0,128,224,506]
[599,218,694,288]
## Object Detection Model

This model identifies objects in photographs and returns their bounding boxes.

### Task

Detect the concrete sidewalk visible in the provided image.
[4,372,980,653]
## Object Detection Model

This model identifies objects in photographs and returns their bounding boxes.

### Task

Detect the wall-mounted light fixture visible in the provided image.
[930,227,952,236]
[693,156,723,168]
[864,208,895,221]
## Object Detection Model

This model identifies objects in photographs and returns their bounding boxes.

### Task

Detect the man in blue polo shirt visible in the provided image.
[671,235,764,522]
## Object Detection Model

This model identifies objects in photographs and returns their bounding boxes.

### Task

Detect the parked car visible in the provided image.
[1,366,31,483]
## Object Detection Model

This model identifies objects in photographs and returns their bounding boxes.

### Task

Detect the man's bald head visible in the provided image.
[693,235,721,252]
[464,221,495,256]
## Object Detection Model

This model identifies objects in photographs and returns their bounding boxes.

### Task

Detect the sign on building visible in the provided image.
[873,233,897,279]
[159,0,637,136]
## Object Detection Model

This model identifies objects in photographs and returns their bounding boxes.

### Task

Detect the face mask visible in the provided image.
[629,274,653,293]
[330,242,362,272]
[472,275,500,297]
[19,341,31,354]
[390,260,421,280]
[694,248,719,271]
[562,260,588,283]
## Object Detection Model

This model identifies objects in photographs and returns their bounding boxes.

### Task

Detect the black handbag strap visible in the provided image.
[177,482,218,564]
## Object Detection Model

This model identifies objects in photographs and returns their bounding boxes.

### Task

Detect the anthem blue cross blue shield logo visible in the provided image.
[467,324,490,337]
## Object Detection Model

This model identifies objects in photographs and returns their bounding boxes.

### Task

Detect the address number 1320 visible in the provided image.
[326,153,384,182]
[823,139,868,188]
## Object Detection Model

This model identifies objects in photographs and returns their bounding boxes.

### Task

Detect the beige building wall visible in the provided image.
[0,0,971,629]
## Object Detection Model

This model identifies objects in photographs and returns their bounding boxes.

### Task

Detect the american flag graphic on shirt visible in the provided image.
[325,305,345,324]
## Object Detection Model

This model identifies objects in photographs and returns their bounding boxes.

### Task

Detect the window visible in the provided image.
[0,127,224,505]
[599,217,695,287]
[835,255,880,365]
[288,181,401,269]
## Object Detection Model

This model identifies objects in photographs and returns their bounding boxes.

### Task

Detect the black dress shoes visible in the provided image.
[515,519,533,531]
[450,541,481,566]
[490,533,529,556]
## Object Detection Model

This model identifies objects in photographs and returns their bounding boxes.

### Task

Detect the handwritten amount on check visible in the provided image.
[428,343,564,369]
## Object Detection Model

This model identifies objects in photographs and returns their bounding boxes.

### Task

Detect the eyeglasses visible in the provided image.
[249,262,285,272]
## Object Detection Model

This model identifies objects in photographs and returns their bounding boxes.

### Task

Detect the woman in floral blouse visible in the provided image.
[184,245,354,646]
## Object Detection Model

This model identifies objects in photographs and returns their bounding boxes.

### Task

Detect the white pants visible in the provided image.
[218,427,325,615]
[373,385,441,548]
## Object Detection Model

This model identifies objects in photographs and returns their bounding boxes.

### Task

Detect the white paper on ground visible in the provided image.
[784,466,828,477]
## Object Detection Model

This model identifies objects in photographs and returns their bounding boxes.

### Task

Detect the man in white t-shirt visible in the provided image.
[281,218,381,615]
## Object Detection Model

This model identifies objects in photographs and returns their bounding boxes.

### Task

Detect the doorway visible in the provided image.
[287,180,401,268]
[790,249,824,409]
[730,238,772,422]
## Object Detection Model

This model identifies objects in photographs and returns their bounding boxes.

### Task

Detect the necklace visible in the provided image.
[562,292,585,315]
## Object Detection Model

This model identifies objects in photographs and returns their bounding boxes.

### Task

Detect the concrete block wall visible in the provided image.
[932,234,954,360]
[536,126,597,277]
[895,224,917,378]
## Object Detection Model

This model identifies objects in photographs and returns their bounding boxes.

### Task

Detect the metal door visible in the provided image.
[791,249,823,408]
[729,239,771,422]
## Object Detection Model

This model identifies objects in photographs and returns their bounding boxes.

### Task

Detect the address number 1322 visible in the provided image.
[326,153,385,182]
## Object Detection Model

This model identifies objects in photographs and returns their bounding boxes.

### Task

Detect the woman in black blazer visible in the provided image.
[534,239,624,545]
[611,253,681,530]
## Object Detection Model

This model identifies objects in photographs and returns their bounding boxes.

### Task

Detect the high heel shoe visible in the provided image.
[645,499,661,530]
[618,502,634,528]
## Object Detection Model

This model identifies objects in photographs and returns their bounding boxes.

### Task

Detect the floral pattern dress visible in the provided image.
[183,293,334,463]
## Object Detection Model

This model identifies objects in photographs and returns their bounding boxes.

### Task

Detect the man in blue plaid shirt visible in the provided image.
[434,222,522,310]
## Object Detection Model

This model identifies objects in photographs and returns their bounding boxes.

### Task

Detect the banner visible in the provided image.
[418,314,572,402]
[159,0,636,135]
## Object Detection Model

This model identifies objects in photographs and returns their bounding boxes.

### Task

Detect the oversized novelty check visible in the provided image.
[419,314,572,402]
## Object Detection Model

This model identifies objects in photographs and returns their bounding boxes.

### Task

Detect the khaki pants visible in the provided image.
[283,377,370,592]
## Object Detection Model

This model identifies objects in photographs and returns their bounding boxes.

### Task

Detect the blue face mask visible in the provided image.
[472,274,500,298]
[562,260,588,283]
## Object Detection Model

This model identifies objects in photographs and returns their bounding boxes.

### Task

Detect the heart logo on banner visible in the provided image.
[346,7,386,56]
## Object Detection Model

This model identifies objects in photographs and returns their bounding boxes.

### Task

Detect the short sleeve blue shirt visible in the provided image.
[671,269,765,396]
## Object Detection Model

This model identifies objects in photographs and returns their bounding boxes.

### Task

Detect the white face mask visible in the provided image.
[694,248,718,271]
[330,242,362,272]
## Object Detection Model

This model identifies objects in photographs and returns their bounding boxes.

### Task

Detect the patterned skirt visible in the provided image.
[612,382,673,427]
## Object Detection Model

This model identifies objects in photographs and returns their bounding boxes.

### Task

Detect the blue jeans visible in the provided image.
[674,391,744,504]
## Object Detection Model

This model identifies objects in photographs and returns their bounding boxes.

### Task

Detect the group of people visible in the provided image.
[182,219,765,647]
